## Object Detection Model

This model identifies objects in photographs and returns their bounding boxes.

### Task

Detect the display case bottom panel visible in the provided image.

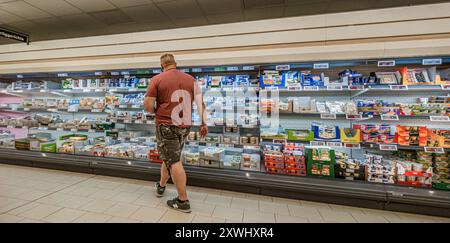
[0,149,449,218]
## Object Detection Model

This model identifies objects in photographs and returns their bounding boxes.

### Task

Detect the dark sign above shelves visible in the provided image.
[0,28,29,45]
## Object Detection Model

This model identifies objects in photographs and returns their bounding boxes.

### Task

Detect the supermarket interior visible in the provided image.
[1,0,450,223]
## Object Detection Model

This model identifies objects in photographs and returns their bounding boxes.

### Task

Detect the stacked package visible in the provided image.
[335,152,365,181]
[365,154,395,184]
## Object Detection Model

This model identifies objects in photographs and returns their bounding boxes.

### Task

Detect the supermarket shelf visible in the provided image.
[185,141,260,149]
[279,112,450,122]
[107,88,147,93]
[27,127,110,133]
[2,107,108,113]
[0,148,449,217]
[362,142,450,152]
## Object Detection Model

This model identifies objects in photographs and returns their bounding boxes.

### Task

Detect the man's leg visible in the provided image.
[169,161,188,201]
[160,162,170,187]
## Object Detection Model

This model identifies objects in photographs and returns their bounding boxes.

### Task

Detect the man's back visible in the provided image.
[146,68,196,126]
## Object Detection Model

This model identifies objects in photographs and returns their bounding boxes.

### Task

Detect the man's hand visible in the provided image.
[199,124,208,138]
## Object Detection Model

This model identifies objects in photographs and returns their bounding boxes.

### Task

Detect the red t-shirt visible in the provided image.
[146,68,197,127]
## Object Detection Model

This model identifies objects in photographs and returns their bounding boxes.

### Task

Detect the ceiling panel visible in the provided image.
[65,0,117,12]
[206,11,244,24]
[0,1,52,19]
[172,16,208,27]
[89,9,133,25]
[121,3,167,22]
[197,0,243,14]
[0,8,24,24]
[1,0,448,44]
[25,0,82,16]
[244,6,284,20]
[244,0,284,8]
[155,0,203,19]
[107,0,153,8]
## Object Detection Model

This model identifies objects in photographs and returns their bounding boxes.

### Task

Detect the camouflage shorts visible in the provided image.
[156,124,190,166]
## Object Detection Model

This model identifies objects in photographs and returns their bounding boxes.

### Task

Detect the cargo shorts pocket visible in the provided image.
[159,125,178,140]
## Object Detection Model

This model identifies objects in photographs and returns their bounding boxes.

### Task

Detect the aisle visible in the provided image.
[0,164,448,223]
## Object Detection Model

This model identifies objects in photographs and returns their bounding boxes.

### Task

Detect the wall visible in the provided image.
[1,3,450,74]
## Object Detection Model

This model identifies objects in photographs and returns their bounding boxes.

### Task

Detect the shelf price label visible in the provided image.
[321,113,337,120]
[191,68,202,73]
[146,120,154,124]
[310,141,326,146]
[17,75,24,78]
[276,65,290,71]
[344,143,361,149]
[381,115,399,121]
[243,66,255,71]
[327,85,343,91]
[287,86,302,91]
[7,125,14,129]
[303,86,319,91]
[119,105,127,108]
[180,68,190,73]
[88,129,95,133]
[272,139,286,144]
[424,147,445,154]
[57,73,69,77]
[23,108,30,111]
[124,120,132,124]
[56,128,63,131]
[110,72,120,76]
[70,128,78,132]
[313,63,329,69]
[94,72,103,76]
[327,142,343,148]
[346,114,362,120]
[63,89,71,93]
[390,85,408,90]
[378,60,396,67]
[83,89,90,93]
[134,120,142,124]
[430,116,450,122]
[380,144,398,151]
[152,69,162,74]
[348,85,364,91]
[226,66,239,71]
[423,58,442,65]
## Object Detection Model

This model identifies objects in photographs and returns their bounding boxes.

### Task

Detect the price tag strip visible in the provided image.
[381,115,399,121]
[344,143,361,149]
[327,142,343,148]
[346,114,363,120]
[348,85,365,91]
[327,85,343,91]
[424,147,445,154]
[320,113,337,120]
[390,85,409,91]
[310,141,326,146]
[430,116,450,122]
[441,85,450,90]
[303,86,319,91]
[380,144,398,151]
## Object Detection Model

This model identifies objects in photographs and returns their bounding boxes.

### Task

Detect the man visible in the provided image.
[144,53,208,213]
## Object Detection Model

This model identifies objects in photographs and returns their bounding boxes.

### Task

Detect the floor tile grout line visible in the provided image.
[3,174,96,215]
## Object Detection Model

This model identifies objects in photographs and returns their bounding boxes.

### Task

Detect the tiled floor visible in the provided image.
[0,164,449,223]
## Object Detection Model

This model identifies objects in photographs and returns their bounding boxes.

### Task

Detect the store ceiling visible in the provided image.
[0,0,448,45]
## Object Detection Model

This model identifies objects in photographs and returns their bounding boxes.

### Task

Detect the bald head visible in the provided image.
[160,53,177,70]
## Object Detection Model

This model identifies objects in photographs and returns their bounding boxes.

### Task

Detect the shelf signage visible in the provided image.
[389,85,408,90]
[287,86,302,91]
[17,75,23,78]
[57,73,69,77]
[422,58,442,65]
[191,68,202,73]
[243,66,255,71]
[320,113,337,120]
[214,67,226,72]
[111,72,120,76]
[424,147,445,154]
[430,116,450,122]
[380,144,398,151]
[303,86,319,91]
[94,72,103,76]
[348,85,364,91]
[346,114,362,120]
[344,143,361,149]
[276,65,291,71]
[120,71,130,75]
[124,120,131,124]
[180,68,190,73]
[57,128,63,131]
[152,69,162,74]
[381,115,399,121]
[310,141,326,146]
[0,28,29,44]
[327,142,342,148]
[313,63,329,69]
[327,85,343,91]
[377,60,396,67]
[226,66,239,71]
